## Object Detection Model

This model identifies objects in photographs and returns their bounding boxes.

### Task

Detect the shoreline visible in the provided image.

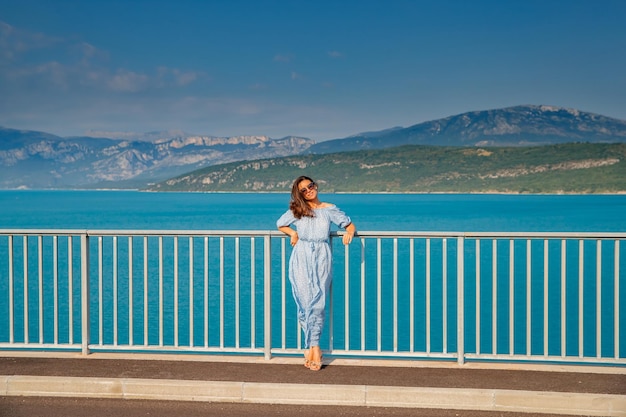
[2,188,626,196]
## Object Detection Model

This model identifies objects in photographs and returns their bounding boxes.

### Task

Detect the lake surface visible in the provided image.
[1,190,625,232]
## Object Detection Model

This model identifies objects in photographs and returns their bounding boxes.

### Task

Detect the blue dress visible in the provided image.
[276,205,352,347]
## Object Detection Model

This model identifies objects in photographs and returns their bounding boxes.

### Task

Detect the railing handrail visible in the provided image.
[2,229,625,239]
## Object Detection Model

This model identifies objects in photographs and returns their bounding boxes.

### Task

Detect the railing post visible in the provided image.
[264,234,272,360]
[81,233,90,355]
[457,236,465,365]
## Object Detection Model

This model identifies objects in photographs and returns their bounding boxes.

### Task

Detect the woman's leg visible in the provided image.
[289,243,332,359]
[305,246,331,371]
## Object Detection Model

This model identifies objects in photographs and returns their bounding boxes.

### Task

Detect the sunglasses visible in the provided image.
[299,182,317,194]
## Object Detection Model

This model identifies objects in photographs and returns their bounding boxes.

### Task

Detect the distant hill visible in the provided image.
[307,105,626,153]
[147,143,626,194]
[0,127,313,189]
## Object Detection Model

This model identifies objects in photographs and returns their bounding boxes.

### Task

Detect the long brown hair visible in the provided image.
[289,175,316,219]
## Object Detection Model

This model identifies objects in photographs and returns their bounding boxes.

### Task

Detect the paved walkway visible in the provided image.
[1,353,625,416]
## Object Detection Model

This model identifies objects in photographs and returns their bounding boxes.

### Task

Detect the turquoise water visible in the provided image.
[1,191,625,359]
[2,190,625,231]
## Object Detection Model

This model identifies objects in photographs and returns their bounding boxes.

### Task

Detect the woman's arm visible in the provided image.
[278,225,299,246]
[342,222,356,245]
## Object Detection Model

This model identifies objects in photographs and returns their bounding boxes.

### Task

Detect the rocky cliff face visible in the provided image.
[0,129,314,188]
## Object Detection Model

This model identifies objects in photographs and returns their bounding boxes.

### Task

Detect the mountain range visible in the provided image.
[1,104,626,190]
[0,129,312,189]
[307,105,626,153]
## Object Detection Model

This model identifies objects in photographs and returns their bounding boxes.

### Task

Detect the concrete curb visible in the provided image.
[2,375,625,416]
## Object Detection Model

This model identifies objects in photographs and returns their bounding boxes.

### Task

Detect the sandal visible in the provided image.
[308,357,322,371]
[308,348,322,371]
[303,350,311,369]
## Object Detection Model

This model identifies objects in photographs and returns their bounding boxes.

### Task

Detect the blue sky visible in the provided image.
[1,0,625,141]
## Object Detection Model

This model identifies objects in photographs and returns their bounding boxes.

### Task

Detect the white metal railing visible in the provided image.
[0,229,624,366]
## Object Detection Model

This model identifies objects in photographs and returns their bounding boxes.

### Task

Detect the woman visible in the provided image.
[276,176,356,371]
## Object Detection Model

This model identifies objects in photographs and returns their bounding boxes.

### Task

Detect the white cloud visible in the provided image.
[107,69,150,92]
[174,70,199,86]
[328,50,343,58]
[35,61,69,88]
[0,22,351,140]
[0,20,62,60]
[72,41,109,65]
[4,60,70,89]
[273,54,292,62]
[0,21,203,95]
[156,67,204,87]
